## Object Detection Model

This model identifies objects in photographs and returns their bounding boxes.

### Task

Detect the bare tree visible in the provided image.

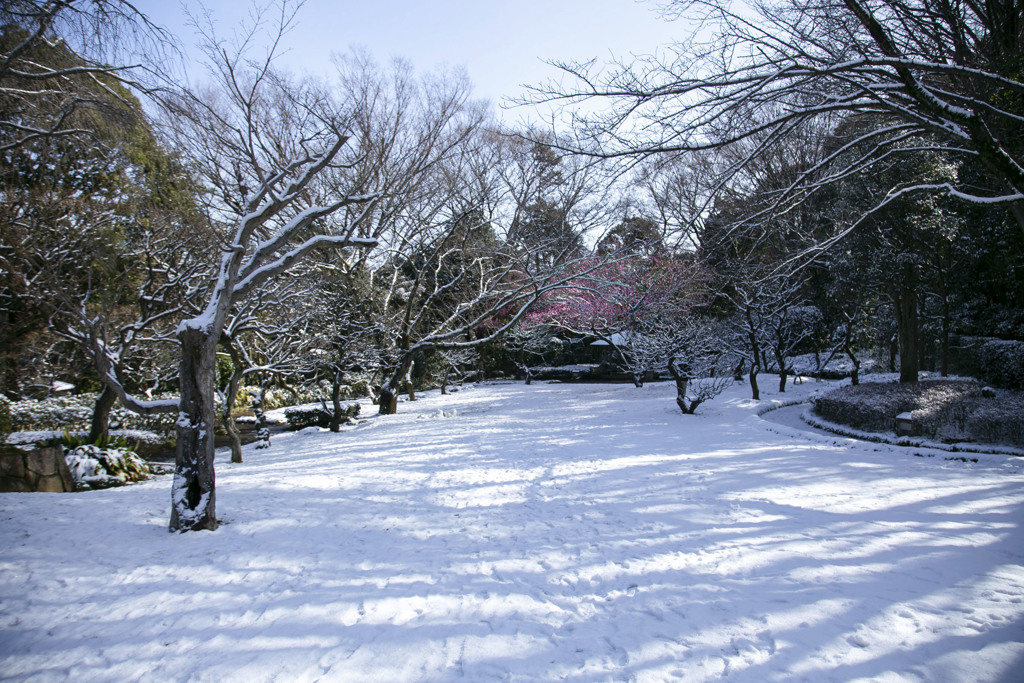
[86,6,378,532]
[0,0,167,158]
[530,0,1024,242]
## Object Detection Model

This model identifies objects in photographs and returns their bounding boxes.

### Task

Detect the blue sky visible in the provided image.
[135,0,684,115]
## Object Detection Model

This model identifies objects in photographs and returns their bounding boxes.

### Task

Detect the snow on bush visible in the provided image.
[0,395,10,440]
[284,402,360,429]
[955,394,1024,448]
[235,382,370,412]
[813,379,1024,447]
[64,444,151,490]
[813,380,982,432]
[8,393,178,434]
[5,429,166,450]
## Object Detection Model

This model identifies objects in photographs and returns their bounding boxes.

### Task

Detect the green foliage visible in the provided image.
[64,443,151,490]
[58,427,130,451]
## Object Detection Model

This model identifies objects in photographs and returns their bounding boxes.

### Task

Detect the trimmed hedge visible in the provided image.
[284,402,360,429]
[813,379,1024,448]
[8,393,178,434]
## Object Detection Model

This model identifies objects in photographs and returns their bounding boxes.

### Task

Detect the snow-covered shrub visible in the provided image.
[284,402,360,429]
[813,380,984,433]
[810,379,1024,446]
[64,444,151,490]
[963,394,1024,448]
[0,396,10,440]
[8,393,178,434]
[235,384,325,411]
[953,336,1024,389]
[9,395,93,431]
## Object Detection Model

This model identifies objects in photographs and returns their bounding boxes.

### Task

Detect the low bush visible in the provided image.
[813,379,1024,448]
[284,402,360,429]
[64,444,151,490]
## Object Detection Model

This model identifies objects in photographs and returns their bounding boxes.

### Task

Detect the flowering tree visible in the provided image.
[527,253,713,385]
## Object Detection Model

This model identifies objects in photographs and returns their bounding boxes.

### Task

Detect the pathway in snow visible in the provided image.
[1,379,1023,682]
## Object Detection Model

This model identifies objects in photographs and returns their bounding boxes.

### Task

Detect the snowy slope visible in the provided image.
[2,378,1023,682]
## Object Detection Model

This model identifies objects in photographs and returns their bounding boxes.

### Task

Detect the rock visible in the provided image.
[0,444,74,493]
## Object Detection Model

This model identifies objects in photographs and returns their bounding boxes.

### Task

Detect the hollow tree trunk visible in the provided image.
[170,326,218,532]
[87,384,118,444]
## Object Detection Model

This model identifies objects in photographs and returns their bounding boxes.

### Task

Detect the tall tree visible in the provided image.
[88,5,378,532]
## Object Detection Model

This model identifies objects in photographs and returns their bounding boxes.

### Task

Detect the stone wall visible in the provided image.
[0,444,75,493]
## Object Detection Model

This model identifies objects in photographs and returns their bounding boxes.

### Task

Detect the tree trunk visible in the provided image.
[224,415,243,464]
[219,340,245,463]
[87,384,117,444]
[250,384,270,449]
[940,292,950,377]
[378,356,414,416]
[895,263,919,383]
[668,360,694,414]
[378,387,399,415]
[170,326,218,533]
[845,343,861,386]
[519,362,532,385]
[749,363,760,401]
[329,373,344,432]
[778,368,788,393]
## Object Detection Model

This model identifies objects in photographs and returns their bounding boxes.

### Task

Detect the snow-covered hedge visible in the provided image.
[234,382,371,412]
[8,393,178,434]
[958,396,1024,448]
[813,380,1024,448]
[284,402,360,429]
[813,380,983,432]
[64,444,151,490]
[953,336,1024,389]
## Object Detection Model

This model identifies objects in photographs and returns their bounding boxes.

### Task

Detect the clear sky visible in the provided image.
[134,0,685,117]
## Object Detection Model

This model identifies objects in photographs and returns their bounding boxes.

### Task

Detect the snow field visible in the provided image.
[1,378,1023,681]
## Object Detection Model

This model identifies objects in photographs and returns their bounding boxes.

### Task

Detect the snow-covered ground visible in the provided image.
[2,378,1023,682]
